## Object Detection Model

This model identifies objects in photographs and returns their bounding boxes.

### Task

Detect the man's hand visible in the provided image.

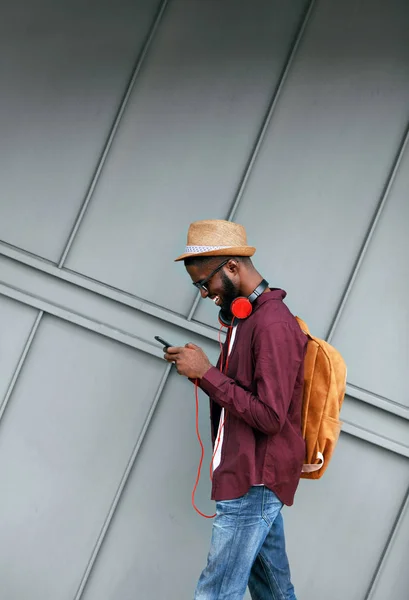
[164,343,212,379]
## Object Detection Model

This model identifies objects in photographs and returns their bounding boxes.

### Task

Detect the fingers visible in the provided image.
[164,346,182,363]
[164,346,181,359]
[165,346,180,355]
[165,344,199,354]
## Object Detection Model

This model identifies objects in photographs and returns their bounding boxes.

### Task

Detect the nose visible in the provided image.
[200,287,208,299]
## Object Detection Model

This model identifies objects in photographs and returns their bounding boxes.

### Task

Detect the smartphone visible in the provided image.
[154,335,174,349]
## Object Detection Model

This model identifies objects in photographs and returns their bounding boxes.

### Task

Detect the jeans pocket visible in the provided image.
[262,487,283,526]
[216,495,245,520]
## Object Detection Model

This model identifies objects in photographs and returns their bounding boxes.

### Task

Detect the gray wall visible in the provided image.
[0,1,408,599]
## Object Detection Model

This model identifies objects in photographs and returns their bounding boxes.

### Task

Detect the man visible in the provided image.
[165,220,307,600]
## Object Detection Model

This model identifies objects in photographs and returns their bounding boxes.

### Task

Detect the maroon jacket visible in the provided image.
[199,289,307,506]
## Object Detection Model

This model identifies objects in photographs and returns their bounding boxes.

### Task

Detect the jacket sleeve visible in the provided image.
[199,321,303,435]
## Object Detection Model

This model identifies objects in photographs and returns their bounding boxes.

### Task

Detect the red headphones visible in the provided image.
[218,279,269,327]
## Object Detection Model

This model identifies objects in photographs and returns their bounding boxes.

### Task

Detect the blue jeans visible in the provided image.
[194,486,297,600]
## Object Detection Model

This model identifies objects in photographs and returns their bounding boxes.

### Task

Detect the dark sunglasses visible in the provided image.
[192,259,230,292]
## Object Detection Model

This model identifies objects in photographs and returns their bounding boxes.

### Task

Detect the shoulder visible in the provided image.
[253,297,296,328]
[252,301,306,348]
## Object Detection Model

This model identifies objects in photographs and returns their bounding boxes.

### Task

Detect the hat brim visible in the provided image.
[174,246,256,262]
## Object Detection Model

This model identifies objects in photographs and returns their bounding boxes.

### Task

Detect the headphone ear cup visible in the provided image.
[230,297,253,320]
[218,310,232,327]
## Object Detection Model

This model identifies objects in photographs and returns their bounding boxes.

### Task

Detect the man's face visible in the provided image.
[186,259,240,314]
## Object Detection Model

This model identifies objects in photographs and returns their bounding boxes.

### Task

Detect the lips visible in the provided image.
[211,295,222,306]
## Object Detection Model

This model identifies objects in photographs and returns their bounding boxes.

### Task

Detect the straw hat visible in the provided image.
[174,219,256,262]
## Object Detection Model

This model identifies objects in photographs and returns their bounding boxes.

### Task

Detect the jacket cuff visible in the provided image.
[199,366,228,396]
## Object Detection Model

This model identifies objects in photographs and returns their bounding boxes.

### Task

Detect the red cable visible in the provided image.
[191,319,235,518]
[209,325,232,480]
[218,326,225,373]
[192,380,216,519]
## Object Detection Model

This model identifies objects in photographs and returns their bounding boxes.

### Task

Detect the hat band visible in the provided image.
[184,245,232,254]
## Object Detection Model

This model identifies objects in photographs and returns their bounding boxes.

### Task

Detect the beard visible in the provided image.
[219,271,240,316]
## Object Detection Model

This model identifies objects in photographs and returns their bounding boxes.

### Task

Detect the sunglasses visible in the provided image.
[192,259,230,293]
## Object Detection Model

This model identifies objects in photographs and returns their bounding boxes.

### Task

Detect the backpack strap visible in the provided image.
[302,451,324,473]
[295,316,311,337]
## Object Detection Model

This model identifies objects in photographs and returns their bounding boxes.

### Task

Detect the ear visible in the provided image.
[225,259,240,275]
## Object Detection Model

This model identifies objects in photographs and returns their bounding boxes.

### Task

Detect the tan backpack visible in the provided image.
[295,317,347,480]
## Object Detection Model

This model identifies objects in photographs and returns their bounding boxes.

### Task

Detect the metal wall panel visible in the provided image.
[369,492,409,600]
[340,396,409,454]
[81,372,215,600]
[64,0,308,315]
[0,254,220,361]
[0,296,38,407]
[0,0,408,598]
[0,0,161,261]
[81,420,409,600]
[0,316,166,599]
[194,0,409,336]
[331,142,409,408]
[283,435,409,600]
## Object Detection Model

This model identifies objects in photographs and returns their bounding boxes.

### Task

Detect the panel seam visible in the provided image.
[186,0,317,322]
[58,0,170,268]
[326,120,409,343]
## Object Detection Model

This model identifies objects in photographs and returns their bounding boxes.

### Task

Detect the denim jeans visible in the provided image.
[194,486,297,600]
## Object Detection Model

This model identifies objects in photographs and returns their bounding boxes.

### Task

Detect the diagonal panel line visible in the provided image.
[346,383,409,419]
[0,310,43,424]
[58,0,170,269]
[224,0,316,225]
[341,418,409,457]
[72,364,173,600]
[363,483,409,600]
[187,0,316,322]
[326,120,409,343]
[0,280,167,359]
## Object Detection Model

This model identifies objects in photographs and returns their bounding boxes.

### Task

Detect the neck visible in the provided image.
[240,271,268,297]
